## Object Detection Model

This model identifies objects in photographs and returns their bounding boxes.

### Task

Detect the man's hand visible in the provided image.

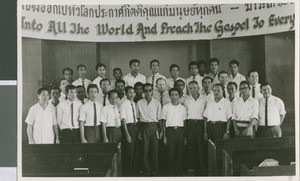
[204,132,208,141]
[55,138,60,144]
[29,140,34,144]
[126,135,132,143]
[163,137,167,145]
[103,137,109,143]
[223,132,230,139]
[81,138,88,144]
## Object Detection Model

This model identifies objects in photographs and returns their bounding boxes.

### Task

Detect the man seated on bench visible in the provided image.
[232,81,259,138]
[257,83,286,137]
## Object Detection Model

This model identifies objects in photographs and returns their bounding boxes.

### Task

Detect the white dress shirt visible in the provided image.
[249,83,263,99]
[123,73,146,87]
[79,100,103,126]
[153,90,171,106]
[92,76,104,92]
[119,99,138,124]
[147,73,166,87]
[232,96,259,127]
[117,95,127,108]
[57,99,82,129]
[95,93,109,106]
[162,102,187,127]
[136,98,162,122]
[258,95,286,126]
[184,95,207,120]
[72,78,92,92]
[100,103,121,127]
[25,103,57,144]
[203,98,232,122]
[201,91,214,102]
[185,74,204,94]
[59,92,67,103]
[229,73,246,88]
[206,72,220,85]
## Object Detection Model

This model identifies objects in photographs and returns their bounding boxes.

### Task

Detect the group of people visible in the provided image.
[25,58,286,176]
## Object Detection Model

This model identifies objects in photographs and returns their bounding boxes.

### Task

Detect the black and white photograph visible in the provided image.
[18,0,299,180]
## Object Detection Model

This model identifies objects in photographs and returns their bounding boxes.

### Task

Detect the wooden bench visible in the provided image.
[208,136,295,176]
[22,143,119,177]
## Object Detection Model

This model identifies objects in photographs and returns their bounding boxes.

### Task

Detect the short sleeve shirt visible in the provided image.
[136,98,162,122]
[162,102,187,127]
[203,98,232,122]
[79,100,103,126]
[100,103,121,127]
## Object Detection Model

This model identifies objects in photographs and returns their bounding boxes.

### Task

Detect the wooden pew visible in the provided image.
[22,143,119,177]
[207,136,295,176]
[240,163,296,176]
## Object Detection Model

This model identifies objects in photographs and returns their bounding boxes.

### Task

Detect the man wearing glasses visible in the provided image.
[136,83,162,176]
[231,81,259,138]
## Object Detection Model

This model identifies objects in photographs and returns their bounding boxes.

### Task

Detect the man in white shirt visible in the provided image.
[62,67,74,85]
[147,59,166,88]
[184,81,207,176]
[57,85,83,143]
[111,67,123,90]
[76,85,89,104]
[120,86,139,176]
[79,84,103,143]
[204,83,232,142]
[248,70,263,99]
[49,87,61,107]
[206,58,220,85]
[101,90,122,143]
[228,60,246,89]
[92,63,106,91]
[174,79,188,104]
[162,88,187,176]
[257,83,286,138]
[95,78,110,106]
[197,60,207,77]
[136,83,162,176]
[25,87,60,144]
[218,71,230,99]
[166,64,186,92]
[153,78,171,107]
[123,59,146,87]
[72,64,92,96]
[186,61,204,95]
[227,82,238,103]
[58,78,69,103]
[201,76,214,102]
[232,81,258,138]
[115,80,127,107]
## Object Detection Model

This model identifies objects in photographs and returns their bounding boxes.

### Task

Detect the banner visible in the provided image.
[21,3,295,42]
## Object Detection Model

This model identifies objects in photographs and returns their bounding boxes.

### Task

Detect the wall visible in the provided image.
[22,38,43,141]
[100,41,196,80]
[264,32,295,136]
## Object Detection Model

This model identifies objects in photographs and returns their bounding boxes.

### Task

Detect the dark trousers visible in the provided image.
[85,126,101,143]
[158,138,168,176]
[256,126,282,138]
[207,122,227,142]
[107,127,122,143]
[121,123,138,176]
[166,127,184,176]
[186,119,206,176]
[140,122,159,176]
[60,129,80,144]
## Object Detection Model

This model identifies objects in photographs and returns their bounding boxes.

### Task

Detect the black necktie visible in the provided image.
[160,92,163,107]
[71,103,74,127]
[152,75,155,86]
[82,80,85,90]
[93,103,97,129]
[131,101,136,124]
[265,98,268,127]
[193,75,195,81]
[252,86,255,98]
[103,94,106,106]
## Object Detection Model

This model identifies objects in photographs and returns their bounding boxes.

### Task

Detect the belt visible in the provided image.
[236,120,250,124]
[166,126,183,129]
[188,119,204,122]
[61,128,79,131]
[140,122,157,125]
[208,121,226,124]
[258,125,277,128]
